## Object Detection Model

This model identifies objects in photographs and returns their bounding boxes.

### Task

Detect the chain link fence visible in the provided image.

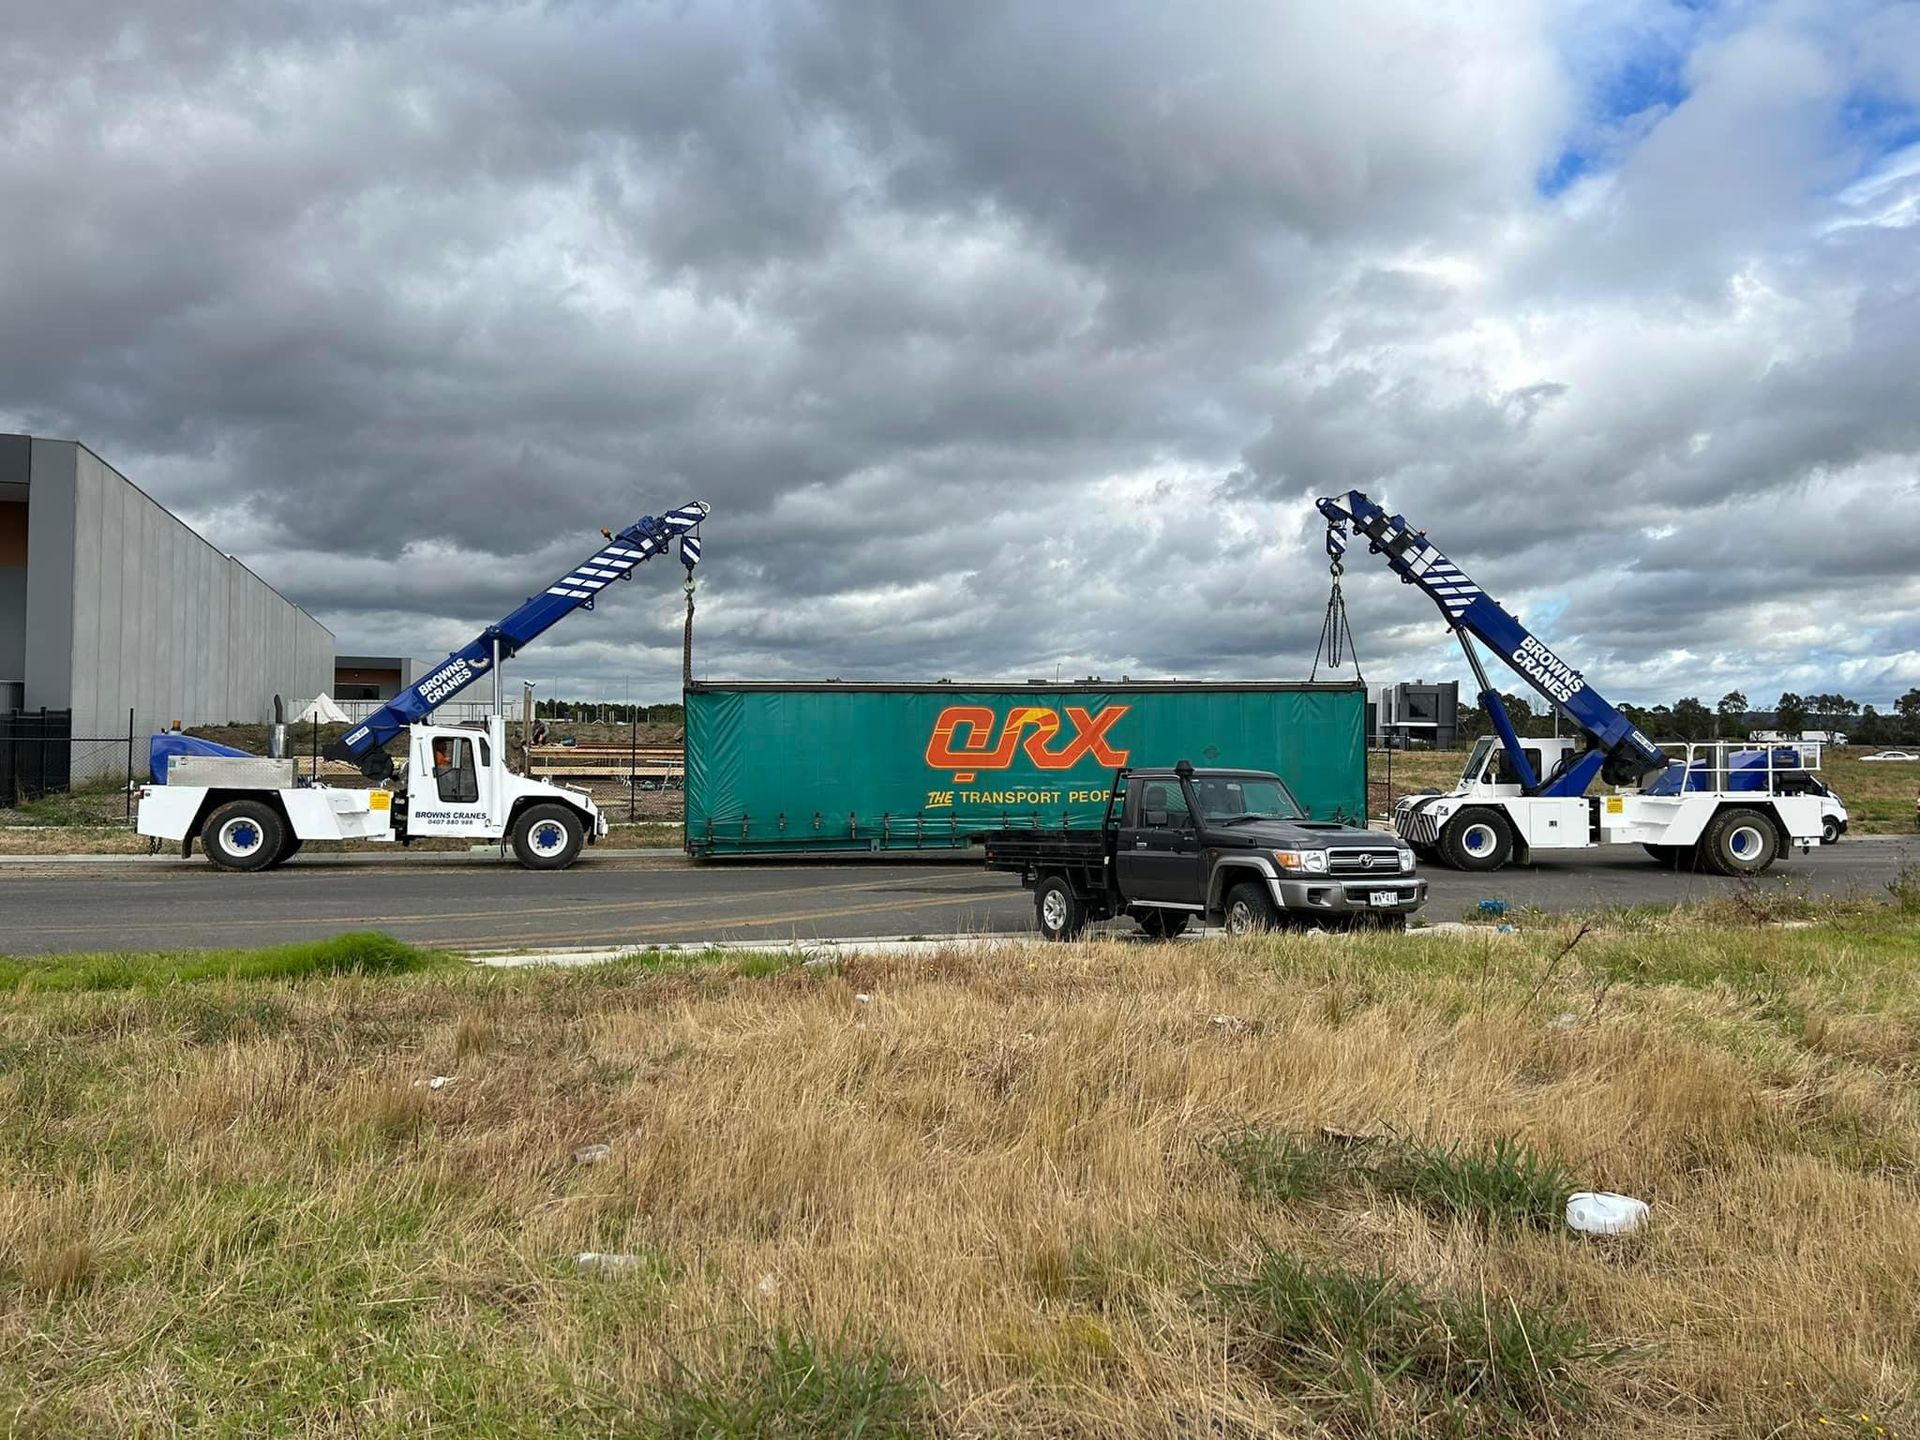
[0,709,145,824]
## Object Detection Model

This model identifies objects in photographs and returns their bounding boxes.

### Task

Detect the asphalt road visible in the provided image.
[3,834,1917,955]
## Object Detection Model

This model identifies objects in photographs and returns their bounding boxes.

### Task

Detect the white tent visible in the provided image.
[298,693,352,724]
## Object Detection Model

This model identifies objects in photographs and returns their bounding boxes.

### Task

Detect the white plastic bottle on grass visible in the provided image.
[1565,1192,1649,1235]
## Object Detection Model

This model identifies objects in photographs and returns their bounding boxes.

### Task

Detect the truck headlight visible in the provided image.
[1398,847,1415,870]
[1274,849,1328,873]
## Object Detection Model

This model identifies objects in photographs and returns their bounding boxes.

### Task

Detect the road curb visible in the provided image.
[469,932,1052,966]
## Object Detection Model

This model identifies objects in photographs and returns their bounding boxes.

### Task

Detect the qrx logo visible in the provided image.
[924,705,1130,783]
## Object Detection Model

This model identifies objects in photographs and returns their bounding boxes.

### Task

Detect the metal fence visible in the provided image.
[327,698,501,725]
[1,708,143,822]
[1367,745,1426,822]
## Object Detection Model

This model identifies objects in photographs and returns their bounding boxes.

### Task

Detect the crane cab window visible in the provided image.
[1492,747,1545,786]
[431,737,479,804]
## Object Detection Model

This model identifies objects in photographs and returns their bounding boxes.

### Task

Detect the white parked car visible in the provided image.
[1859,750,1919,763]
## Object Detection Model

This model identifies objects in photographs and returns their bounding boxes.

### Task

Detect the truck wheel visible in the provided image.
[1035,876,1086,941]
[511,804,585,870]
[1223,881,1278,936]
[1701,808,1777,877]
[202,799,288,873]
[1440,808,1513,872]
[1136,910,1189,940]
[1821,816,1841,846]
[264,834,304,870]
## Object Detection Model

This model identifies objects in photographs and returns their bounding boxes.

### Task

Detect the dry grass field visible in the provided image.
[4,883,1919,1437]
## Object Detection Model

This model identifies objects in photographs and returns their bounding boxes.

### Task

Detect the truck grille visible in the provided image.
[1327,848,1406,876]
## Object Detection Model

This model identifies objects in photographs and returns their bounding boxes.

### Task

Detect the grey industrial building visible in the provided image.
[0,434,333,737]
[1368,679,1461,749]
[334,654,418,704]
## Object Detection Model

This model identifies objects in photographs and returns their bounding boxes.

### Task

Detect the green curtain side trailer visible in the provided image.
[684,680,1365,858]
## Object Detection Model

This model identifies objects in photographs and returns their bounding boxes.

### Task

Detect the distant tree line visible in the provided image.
[532,700,685,726]
[1457,687,1920,745]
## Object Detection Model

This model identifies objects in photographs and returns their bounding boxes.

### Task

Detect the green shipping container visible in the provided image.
[685,681,1364,857]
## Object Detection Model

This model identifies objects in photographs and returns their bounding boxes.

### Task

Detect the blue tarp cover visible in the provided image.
[149,733,252,783]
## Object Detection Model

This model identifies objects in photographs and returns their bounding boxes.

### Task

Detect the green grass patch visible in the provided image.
[1887,863,1920,914]
[1217,1129,1356,1202]
[659,1329,930,1440]
[0,931,448,993]
[581,946,806,981]
[1221,1130,1572,1230]
[1374,1134,1573,1229]
[1215,1250,1611,1432]
[1,780,135,827]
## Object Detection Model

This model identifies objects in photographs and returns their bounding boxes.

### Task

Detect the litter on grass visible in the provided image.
[576,1252,643,1275]
[1566,1191,1649,1235]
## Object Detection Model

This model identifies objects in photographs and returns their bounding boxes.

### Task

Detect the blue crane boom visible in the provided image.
[1316,490,1666,796]
[328,502,708,774]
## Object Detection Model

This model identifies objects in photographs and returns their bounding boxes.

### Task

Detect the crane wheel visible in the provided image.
[265,834,304,869]
[1440,808,1514,872]
[202,799,288,873]
[1700,807,1778,877]
[511,803,586,870]
[1035,876,1086,941]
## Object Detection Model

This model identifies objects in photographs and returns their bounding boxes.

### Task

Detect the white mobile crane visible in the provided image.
[137,503,708,872]
[1319,491,1847,875]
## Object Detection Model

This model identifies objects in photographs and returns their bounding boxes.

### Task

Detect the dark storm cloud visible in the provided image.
[1,0,1916,702]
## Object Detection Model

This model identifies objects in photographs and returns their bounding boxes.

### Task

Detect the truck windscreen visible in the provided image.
[1193,776,1305,823]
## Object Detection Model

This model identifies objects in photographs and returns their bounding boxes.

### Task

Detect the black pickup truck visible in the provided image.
[983,761,1427,940]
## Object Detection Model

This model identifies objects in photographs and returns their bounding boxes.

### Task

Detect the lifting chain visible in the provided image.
[1310,524,1363,684]
[681,568,697,689]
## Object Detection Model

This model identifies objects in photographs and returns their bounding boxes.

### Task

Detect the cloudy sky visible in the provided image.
[3,0,1917,707]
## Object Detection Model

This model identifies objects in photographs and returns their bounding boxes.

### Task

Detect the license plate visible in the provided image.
[1369,891,1399,907]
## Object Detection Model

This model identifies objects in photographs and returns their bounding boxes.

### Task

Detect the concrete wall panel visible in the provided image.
[53,443,333,734]
[23,440,77,713]
[68,452,102,723]
[0,500,26,682]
